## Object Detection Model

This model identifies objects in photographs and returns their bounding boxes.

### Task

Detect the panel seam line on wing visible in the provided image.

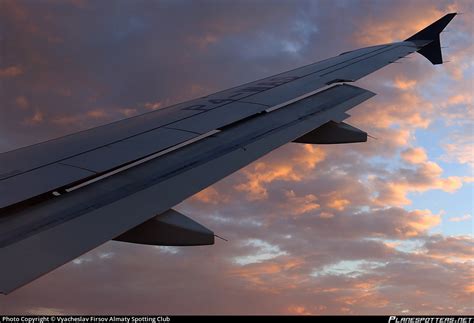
[64,129,221,193]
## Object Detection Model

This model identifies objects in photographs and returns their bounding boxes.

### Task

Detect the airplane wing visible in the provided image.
[0,13,456,294]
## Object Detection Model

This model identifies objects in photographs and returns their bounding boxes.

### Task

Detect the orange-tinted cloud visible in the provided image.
[191,186,229,205]
[423,235,474,262]
[51,109,111,128]
[287,305,314,315]
[351,92,432,131]
[144,101,162,110]
[326,195,350,211]
[235,145,326,200]
[22,110,44,126]
[0,65,24,78]
[235,162,302,200]
[282,190,320,216]
[119,108,139,117]
[401,147,428,164]
[373,160,466,206]
[15,96,29,109]
[86,109,108,119]
[393,76,417,90]
[354,6,454,45]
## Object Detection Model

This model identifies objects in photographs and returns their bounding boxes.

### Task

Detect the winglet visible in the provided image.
[405,13,457,65]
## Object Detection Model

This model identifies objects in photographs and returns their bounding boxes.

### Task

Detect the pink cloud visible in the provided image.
[22,110,44,126]
[15,96,29,109]
[448,214,472,223]
[235,145,326,200]
[0,65,24,78]
[373,160,466,206]
[401,147,428,164]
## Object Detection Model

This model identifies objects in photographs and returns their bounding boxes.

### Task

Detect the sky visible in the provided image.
[0,0,473,315]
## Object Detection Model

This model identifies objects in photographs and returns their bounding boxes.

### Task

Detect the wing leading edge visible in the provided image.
[0,13,456,294]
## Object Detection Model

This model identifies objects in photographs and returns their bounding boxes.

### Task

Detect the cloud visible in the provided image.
[421,235,474,263]
[50,109,111,129]
[287,305,314,315]
[235,145,326,200]
[326,195,350,211]
[281,190,320,216]
[351,92,432,132]
[86,109,108,119]
[119,108,139,117]
[373,160,466,206]
[191,186,229,205]
[393,76,417,90]
[235,162,302,200]
[15,96,29,109]
[353,4,453,45]
[401,147,428,164]
[232,239,288,266]
[448,214,472,223]
[0,65,24,78]
[144,101,162,111]
[442,133,474,169]
[22,110,44,126]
